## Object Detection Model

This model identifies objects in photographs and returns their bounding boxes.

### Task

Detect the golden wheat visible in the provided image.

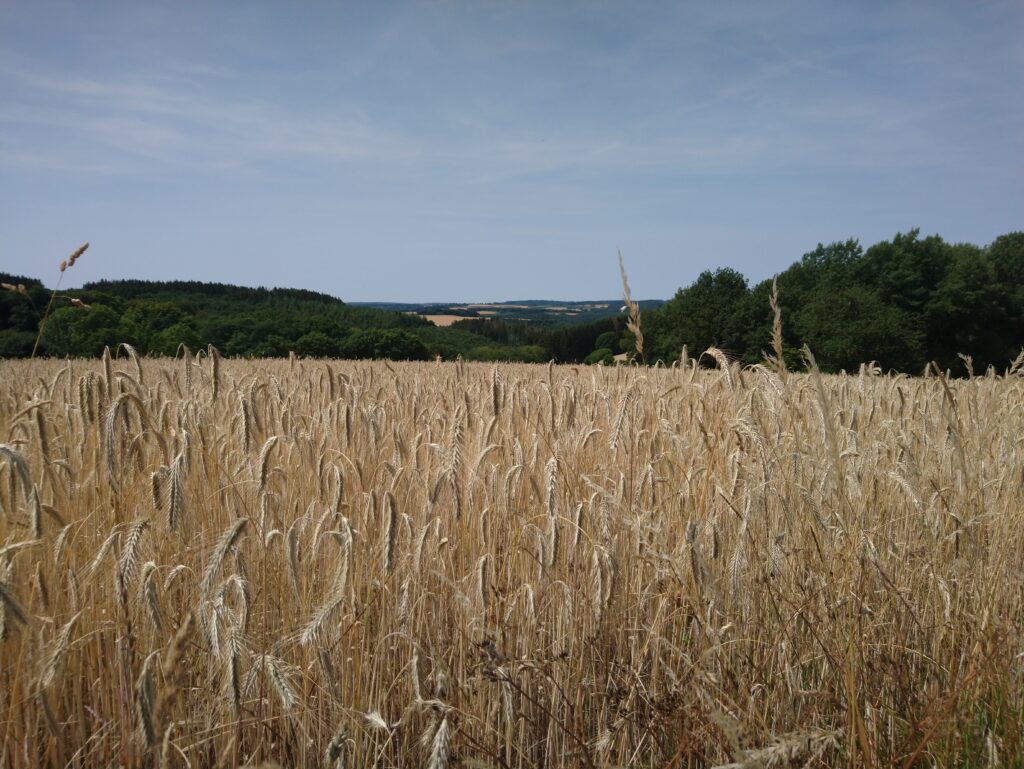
[0,353,1021,767]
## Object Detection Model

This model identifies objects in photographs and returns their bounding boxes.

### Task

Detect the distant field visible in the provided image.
[0,355,1021,768]
[420,314,471,326]
[357,298,664,327]
[420,312,539,326]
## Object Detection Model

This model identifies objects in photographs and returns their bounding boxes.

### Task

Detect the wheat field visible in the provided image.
[1,351,1022,769]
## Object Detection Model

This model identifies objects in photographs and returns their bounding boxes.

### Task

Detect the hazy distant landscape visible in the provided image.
[353,299,665,327]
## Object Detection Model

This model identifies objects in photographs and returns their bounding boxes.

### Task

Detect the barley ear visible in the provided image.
[263,655,297,711]
[0,582,30,635]
[208,345,221,402]
[427,716,451,769]
[0,444,33,503]
[257,436,279,492]
[40,611,81,688]
[326,726,348,769]
[201,519,248,595]
[768,275,786,376]
[136,651,158,746]
[382,491,397,575]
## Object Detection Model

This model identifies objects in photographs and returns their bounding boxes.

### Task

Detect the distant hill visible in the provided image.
[0,276,633,363]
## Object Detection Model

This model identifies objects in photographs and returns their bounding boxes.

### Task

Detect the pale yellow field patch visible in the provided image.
[422,314,471,326]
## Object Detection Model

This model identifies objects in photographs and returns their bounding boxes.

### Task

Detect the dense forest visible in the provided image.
[641,229,1024,373]
[2,229,1021,372]
[0,275,608,363]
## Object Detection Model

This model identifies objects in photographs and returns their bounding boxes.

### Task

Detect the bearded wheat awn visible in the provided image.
[257,436,278,492]
[119,519,149,588]
[0,581,29,633]
[0,444,33,503]
[136,651,159,746]
[427,716,451,769]
[138,561,164,632]
[201,518,247,595]
[167,453,186,531]
[300,531,350,645]
[39,610,81,688]
[382,491,398,575]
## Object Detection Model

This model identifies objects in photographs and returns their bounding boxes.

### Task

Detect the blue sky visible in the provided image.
[1,1,1021,302]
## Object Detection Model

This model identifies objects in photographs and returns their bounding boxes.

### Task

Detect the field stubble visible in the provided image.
[0,351,1022,768]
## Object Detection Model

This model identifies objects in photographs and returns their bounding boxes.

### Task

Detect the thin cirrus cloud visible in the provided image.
[2,56,788,181]
[0,61,420,172]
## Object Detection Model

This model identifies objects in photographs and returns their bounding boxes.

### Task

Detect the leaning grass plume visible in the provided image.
[28,242,89,358]
[618,251,644,361]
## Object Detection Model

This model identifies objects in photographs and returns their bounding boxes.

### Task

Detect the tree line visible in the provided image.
[640,229,1023,373]
[2,229,1020,371]
[0,279,436,360]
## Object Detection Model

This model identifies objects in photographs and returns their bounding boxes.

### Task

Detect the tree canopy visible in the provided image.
[640,230,1023,373]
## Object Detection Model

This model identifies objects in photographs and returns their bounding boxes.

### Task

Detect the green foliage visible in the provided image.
[584,348,615,365]
[542,317,623,362]
[0,273,67,356]
[594,330,620,351]
[446,315,622,363]
[925,244,1012,372]
[250,334,292,358]
[43,304,122,357]
[149,322,203,356]
[2,278,434,360]
[295,331,343,358]
[643,231,1024,374]
[795,285,923,372]
[118,300,186,351]
[0,329,36,357]
[341,329,430,361]
[645,267,749,362]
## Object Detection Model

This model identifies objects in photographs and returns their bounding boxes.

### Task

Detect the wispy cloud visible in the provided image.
[0,60,421,173]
